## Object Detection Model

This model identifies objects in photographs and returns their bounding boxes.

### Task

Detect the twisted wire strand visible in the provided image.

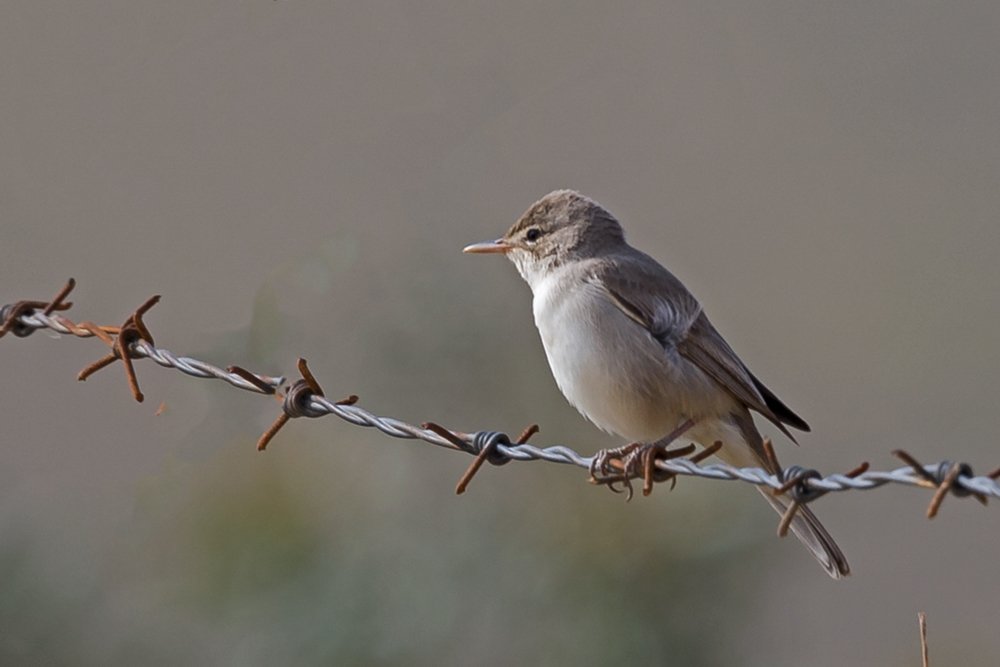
[299,396,1000,499]
[5,290,1000,505]
[132,340,284,394]
[16,311,283,394]
[16,311,104,338]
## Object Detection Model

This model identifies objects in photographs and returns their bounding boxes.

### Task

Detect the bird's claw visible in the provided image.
[589,440,696,501]
[588,420,701,500]
[589,442,643,500]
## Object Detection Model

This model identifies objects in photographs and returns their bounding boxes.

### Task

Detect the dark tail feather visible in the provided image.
[748,370,811,433]
[760,489,850,579]
[725,409,847,578]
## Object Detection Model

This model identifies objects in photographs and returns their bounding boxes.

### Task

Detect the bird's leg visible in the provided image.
[589,441,644,498]
[589,419,699,500]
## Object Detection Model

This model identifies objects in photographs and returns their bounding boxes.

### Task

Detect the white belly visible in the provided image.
[531,272,736,444]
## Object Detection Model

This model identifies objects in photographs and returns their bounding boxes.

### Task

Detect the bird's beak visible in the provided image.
[463,238,513,254]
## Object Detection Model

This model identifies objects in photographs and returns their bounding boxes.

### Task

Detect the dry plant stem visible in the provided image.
[453,423,540,495]
[919,613,929,667]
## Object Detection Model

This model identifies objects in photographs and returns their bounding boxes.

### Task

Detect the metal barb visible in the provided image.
[762,438,783,479]
[257,414,290,452]
[5,279,1000,530]
[297,358,324,396]
[256,359,354,451]
[773,467,820,497]
[3,281,281,398]
[642,443,697,497]
[891,450,940,489]
[892,450,986,515]
[76,295,161,402]
[43,278,76,316]
[422,422,471,452]
[455,423,539,495]
[772,461,868,537]
[776,500,802,538]
[0,277,75,338]
[228,366,278,395]
[926,462,962,519]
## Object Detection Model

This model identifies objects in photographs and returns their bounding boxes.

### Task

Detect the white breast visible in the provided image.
[530,265,731,444]
[532,268,734,444]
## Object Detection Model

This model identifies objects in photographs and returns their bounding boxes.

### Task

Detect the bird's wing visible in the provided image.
[585,256,703,350]
[588,256,809,441]
[680,312,807,441]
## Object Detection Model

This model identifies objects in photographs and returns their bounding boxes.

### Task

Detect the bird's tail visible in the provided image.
[711,410,850,579]
[759,489,851,579]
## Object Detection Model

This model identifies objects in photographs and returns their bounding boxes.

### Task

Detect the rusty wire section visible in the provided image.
[2,280,283,398]
[4,279,1000,532]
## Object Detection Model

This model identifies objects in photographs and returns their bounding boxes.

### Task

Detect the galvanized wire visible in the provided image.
[11,310,283,394]
[295,395,1000,501]
[4,281,1000,510]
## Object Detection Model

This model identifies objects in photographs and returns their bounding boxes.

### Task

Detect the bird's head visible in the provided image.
[463,190,626,288]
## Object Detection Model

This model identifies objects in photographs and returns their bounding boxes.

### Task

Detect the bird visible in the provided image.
[463,189,849,579]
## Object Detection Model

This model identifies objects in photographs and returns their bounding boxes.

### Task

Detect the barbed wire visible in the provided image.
[3,279,1000,534]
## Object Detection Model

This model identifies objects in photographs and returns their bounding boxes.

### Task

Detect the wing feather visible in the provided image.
[588,255,809,440]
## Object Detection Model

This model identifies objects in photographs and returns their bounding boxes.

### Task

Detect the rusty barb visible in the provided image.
[0,277,77,338]
[3,279,283,397]
[4,279,1000,539]
[76,294,161,402]
[257,358,358,452]
[761,439,871,538]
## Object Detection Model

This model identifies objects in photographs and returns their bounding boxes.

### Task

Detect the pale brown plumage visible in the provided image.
[466,189,849,578]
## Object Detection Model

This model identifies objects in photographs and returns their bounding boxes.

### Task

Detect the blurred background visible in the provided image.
[1,1,999,665]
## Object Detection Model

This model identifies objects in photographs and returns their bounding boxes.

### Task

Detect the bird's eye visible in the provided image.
[525,228,542,242]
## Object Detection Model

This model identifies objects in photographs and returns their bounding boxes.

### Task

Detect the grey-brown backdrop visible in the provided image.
[1,2,998,665]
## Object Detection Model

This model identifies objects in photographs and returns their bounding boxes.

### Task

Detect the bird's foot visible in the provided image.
[589,441,643,499]
[589,420,700,501]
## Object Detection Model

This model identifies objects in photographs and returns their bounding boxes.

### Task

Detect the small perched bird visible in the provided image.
[464,190,849,579]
